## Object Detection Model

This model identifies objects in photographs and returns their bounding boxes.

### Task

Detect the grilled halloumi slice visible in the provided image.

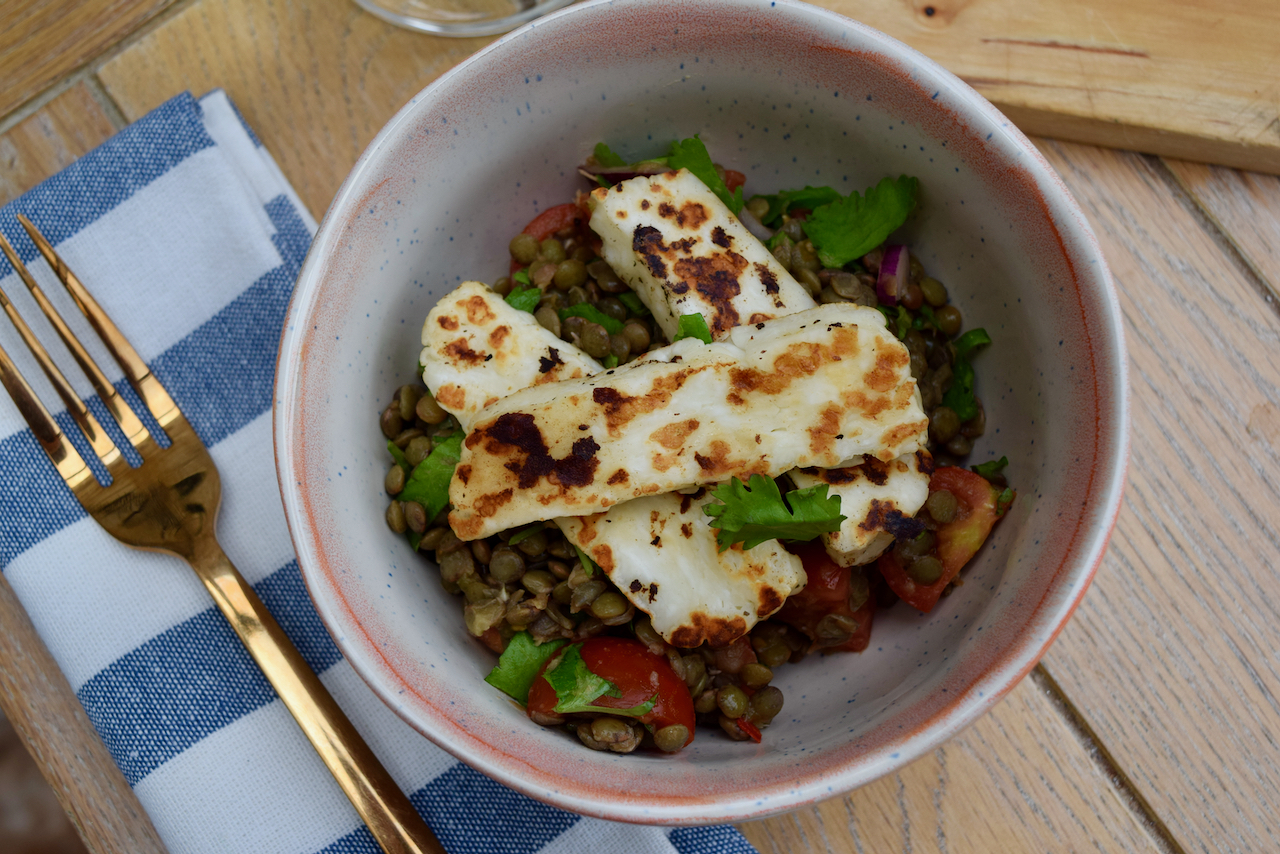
[558,490,802,647]
[588,168,814,341]
[420,281,601,429]
[790,452,933,566]
[448,303,928,541]
[590,172,933,566]
[420,282,803,645]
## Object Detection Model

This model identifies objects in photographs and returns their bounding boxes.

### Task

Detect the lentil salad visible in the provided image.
[379,138,1014,755]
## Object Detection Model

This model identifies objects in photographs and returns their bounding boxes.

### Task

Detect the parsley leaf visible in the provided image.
[703,474,845,551]
[603,354,619,369]
[593,141,627,167]
[673,312,713,344]
[805,176,919,268]
[617,291,650,316]
[506,524,543,546]
[667,136,743,213]
[512,268,531,286]
[941,328,991,422]
[484,633,568,705]
[573,544,599,577]
[751,185,843,226]
[398,432,462,523]
[876,305,912,340]
[970,456,1009,481]
[387,440,411,472]
[543,644,656,717]
[505,285,541,313]
[559,303,624,334]
[996,487,1016,517]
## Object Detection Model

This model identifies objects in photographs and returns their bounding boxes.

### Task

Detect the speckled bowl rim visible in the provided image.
[274,0,1129,824]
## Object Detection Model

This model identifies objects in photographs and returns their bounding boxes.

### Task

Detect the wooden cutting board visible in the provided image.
[820,0,1280,174]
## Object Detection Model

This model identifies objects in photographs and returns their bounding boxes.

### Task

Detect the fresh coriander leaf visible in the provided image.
[970,456,1009,481]
[617,292,650,315]
[408,530,422,550]
[573,544,598,576]
[996,487,1016,517]
[753,186,843,226]
[941,355,979,422]
[595,174,612,188]
[559,303,624,334]
[398,432,463,522]
[593,142,627,167]
[506,524,543,546]
[512,268,532,286]
[894,306,911,340]
[603,354,619,369]
[954,328,992,359]
[543,644,657,717]
[667,136,743,213]
[387,440,411,473]
[673,312,713,344]
[765,230,792,252]
[505,285,541,313]
[805,175,919,268]
[485,633,568,705]
[913,305,937,331]
[703,474,845,551]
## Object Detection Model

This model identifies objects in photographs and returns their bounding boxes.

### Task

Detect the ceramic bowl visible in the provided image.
[274,0,1128,824]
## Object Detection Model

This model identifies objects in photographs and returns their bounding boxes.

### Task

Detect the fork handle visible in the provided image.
[188,538,446,854]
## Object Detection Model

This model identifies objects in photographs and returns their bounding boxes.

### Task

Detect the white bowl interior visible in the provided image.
[276,0,1126,823]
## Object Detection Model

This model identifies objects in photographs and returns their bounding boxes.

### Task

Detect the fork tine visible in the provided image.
[0,338,95,489]
[17,214,180,432]
[0,239,125,472]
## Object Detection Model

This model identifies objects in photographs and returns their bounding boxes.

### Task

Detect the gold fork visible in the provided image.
[0,215,445,854]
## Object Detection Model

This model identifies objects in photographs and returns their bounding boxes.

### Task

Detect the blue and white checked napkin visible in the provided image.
[0,91,758,854]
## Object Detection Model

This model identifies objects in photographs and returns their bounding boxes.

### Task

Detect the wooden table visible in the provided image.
[2,1,1279,852]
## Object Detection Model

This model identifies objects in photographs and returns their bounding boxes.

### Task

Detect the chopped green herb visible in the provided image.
[970,456,1009,481]
[559,303,624,334]
[595,174,612,189]
[408,530,422,551]
[673,312,713,344]
[543,644,656,717]
[512,268,532,286]
[941,328,991,422]
[506,524,543,546]
[505,285,541,313]
[397,432,463,523]
[954,328,993,359]
[573,544,598,577]
[593,142,627,168]
[617,292,650,316]
[387,440,411,473]
[750,185,843,226]
[765,230,793,252]
[913,305,937,330]
[996,487,1015,517]
[804,175,919,268]
[876,305,912,340]
[667,136,743,213]
[703,474,845,552]
[603,354,619,369]
[484,632,568,705]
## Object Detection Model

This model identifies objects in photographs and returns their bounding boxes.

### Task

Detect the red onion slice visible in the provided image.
[876,244,909,306]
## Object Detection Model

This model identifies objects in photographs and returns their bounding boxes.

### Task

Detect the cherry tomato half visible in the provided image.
[521,202,586,241]
[723,170,746,193]
[776,542,875,653]
[527,637,695,747]
[877,466,1010,613]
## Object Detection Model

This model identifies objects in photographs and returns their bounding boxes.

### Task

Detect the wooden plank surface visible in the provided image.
[0,0,176,120]
[1035,138,1280,853]
[0,83,120,204]
[819,0,1280,175]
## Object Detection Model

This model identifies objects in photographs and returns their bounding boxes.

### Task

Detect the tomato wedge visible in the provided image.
[527,637,695,746]
[521,202,586,241]
[723,169,746,193]
[876,466,1010,613]
[776,542,875,653]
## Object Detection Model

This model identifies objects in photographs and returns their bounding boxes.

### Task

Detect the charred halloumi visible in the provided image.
[448,303,928,540]
[588,169,813,341]
[557,490,803,648]
[420,282,803,644]
[420,281,601,429]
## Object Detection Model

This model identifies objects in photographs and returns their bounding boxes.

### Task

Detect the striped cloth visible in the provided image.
[0,91,757,854]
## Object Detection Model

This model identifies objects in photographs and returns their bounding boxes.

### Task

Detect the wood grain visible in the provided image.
[1035,138,1280,853]
[737,672,1163,853]
[0,573,168,854]
[0,83,120,205]
[816,0,1280,174]
[0,0,176,121]
[97,0,493,218]
[1163,159,1280,303]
